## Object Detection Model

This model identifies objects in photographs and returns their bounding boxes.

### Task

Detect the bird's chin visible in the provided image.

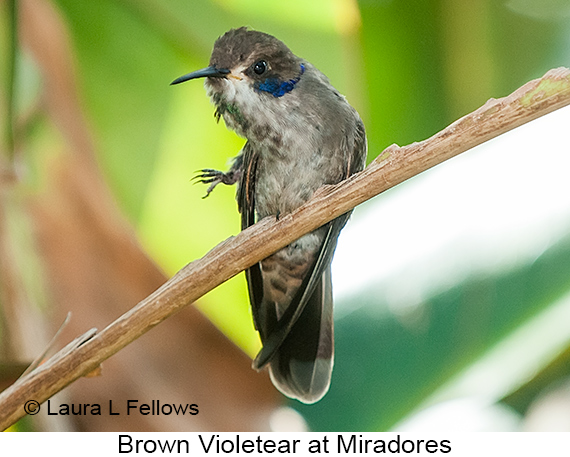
[204,77,223,93]
[205,78,234,101]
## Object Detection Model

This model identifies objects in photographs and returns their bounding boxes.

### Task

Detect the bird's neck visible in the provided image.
[209,65,306,142]
[255,64,305,98]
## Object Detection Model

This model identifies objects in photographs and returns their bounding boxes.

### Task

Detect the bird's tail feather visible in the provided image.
[267,267,334,404]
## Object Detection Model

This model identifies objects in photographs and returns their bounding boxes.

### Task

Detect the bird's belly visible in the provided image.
[254,150,339,219]
[255,176,316,218]
[260,228,325,317]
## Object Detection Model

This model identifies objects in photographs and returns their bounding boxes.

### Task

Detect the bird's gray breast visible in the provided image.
[251,97,353,217]
[253,138,340,218]
[225,62,360,218]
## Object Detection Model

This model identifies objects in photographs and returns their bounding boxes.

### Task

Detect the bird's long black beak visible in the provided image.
[170,66,230,85]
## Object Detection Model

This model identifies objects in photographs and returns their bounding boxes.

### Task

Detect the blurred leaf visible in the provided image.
[502,343,570,415]
[53,0,185,220]
[358,0,448,161]
[297,232,570,431]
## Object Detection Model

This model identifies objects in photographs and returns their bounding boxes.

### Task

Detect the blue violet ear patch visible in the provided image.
[256,64,305,98]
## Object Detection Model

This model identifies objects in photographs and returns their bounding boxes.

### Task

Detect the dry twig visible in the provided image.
[1,67,569,430]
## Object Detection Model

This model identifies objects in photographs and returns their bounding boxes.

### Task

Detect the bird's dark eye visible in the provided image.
[253,60,267,75]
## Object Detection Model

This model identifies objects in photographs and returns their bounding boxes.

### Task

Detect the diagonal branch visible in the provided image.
[1,67,570,430]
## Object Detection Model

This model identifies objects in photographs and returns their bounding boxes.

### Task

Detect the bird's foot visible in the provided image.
[192,168,240,198]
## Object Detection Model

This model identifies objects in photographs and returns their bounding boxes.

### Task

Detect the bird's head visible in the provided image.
[171,28,306,135]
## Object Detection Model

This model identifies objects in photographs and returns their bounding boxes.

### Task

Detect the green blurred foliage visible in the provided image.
[5,0,570,431]
[300,232,570,430]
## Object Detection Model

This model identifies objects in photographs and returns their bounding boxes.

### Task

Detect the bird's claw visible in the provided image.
[193,168,237,198]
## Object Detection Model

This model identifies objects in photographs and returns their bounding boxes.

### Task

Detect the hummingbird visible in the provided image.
[172,27,367,403]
